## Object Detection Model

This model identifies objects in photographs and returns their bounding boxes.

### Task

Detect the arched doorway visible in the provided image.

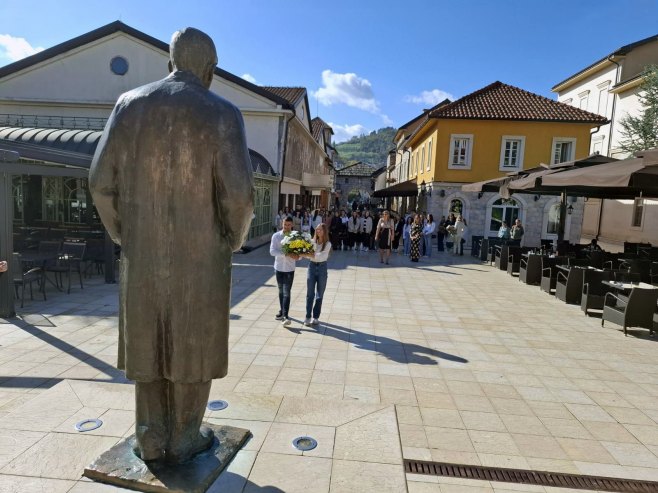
[486,197,520,236]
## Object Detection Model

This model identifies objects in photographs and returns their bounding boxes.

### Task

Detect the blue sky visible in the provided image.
[1,0,657,142]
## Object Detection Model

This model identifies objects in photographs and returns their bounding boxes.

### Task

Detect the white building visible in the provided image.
[552,34,658,249]
[0,21,308,244]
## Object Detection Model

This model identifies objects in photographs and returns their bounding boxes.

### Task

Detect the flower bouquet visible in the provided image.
[281,231,314,255]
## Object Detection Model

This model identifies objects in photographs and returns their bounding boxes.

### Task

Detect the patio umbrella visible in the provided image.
[540,156,658,198]
[461,165,548,194]
[506,154,619,197]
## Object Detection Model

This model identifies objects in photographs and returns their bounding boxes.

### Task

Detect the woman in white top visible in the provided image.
[453,215,467,255]
[361,210,373,251]
[375,210,395,264]
[423,214,437,258]
[302,223,331,326]
[402,216,413,256]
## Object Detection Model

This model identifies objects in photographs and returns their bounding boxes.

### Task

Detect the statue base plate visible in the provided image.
[83,423,250,493]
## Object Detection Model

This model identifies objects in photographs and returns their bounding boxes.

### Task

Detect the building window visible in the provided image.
[427,140,432,171]
[578,90,589,111]
[551,138,576,164]
[448,134,473,169]
[449,199,463,216]
[597,81,610,117]
[421,147,425,174]
[632,198,644,228]
[499,136,525,170]
[489,198,519,234]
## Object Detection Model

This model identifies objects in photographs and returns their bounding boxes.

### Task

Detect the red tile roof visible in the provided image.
[262,86,307,106]
[311,117,333,142]
[429,82,608,123]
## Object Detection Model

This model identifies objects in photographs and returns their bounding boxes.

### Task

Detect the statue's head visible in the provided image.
[169,28,218,89]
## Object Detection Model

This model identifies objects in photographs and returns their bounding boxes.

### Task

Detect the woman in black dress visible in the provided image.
[375,210,395,264]
[392,215,404,253]
[410,214,423,262]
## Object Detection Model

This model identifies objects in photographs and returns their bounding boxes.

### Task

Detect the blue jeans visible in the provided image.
[275,270,295,318]
[403,237,411,256]
[424,235,432,257]
[306,262,328,319]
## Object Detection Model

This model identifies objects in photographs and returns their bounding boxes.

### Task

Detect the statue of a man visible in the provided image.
[89,28,254,464]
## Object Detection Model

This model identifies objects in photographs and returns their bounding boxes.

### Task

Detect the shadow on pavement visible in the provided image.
[290,321,468,366]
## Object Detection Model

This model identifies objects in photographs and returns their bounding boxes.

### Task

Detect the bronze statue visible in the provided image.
[90,28,254,464]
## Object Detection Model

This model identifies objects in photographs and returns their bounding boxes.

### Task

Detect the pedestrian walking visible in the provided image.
[270,216,300,325]
[302,223,331,326]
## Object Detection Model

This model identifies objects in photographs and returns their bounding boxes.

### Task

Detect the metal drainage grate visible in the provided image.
[403,460,658,493]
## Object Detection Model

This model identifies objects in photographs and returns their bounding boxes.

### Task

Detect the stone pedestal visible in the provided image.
[84,423,250,493]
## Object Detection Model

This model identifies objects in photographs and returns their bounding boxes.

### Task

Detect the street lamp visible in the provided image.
[567,204,574,215]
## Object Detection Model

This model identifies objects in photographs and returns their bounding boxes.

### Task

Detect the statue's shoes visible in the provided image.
[165,425,215,464]
[133,426,166,462]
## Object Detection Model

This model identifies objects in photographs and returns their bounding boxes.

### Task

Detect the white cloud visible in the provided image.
[313,70,380,113]
[241,73,258,84]
[0,34,43,62]
[403,88,454,106]
[329,122,368,143]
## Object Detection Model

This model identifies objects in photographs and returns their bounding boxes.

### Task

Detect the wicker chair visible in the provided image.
[602,287,658,336]
[540,257,566,294]
[494,244,510,271]
[520,254,543,285]
[581,269,613,316]
[555,266,587,304]
[506,247,526,276]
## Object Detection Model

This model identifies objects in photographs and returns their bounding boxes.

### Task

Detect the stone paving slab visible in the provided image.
[0,246,657,491]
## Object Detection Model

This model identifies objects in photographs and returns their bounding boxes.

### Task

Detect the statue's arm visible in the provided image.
[214,106,255,251]
[89,106,122,246]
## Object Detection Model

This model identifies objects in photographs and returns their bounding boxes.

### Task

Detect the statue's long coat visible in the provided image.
[89,71,254,383]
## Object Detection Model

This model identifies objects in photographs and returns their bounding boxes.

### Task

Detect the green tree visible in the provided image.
[618,65,658,154]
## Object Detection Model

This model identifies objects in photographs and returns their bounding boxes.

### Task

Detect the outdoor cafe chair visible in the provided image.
[506,246,528,276]
[45,241,86,294]
[556,265,587,305]
[494,244,510,271]
[602,286,658,336]
[540,257,566,295]
[519,253,542,285]
[581,269,612,316]
[11,253,45,308]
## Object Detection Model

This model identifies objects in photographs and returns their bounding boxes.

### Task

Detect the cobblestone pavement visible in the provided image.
[0,245,657,492]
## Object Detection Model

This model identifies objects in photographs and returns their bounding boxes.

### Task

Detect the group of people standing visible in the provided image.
[403,212,468,261]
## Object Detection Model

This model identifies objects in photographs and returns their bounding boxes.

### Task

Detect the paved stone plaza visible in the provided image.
[1,246,657,492]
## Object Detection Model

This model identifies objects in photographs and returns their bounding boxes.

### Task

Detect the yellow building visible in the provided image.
[390,82,607,246]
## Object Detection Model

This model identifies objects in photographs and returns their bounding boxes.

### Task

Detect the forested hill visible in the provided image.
[334,127,396,168]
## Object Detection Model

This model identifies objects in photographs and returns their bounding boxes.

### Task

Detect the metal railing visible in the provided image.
[0,113,107,131]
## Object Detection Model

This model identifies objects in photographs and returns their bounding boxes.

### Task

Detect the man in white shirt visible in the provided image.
[270,216,299,325]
